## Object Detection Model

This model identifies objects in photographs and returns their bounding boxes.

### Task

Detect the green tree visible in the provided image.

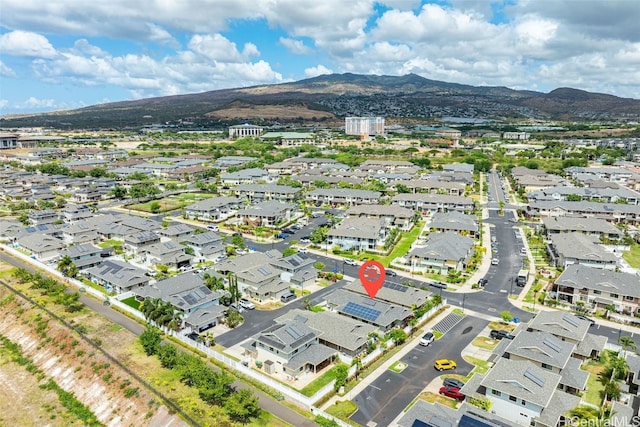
[110,185,127,199]
[57,255,78,278]
[17,213,29,225]
[313,261,325,270]
[224,388,261,422]
[57,292,83,312]
[139,326,162,356]
[500,310,513,323]
[618,336,637,357]
[333,364,349,392]
[389,328,408,344]
[310,226,329,244]
[203,273,225,291]
[149,201,161,213]
[231,234,245,248]
[157,343,179,369]
[282,247,297,257]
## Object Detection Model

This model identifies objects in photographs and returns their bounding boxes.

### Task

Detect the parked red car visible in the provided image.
[439,386,465,401]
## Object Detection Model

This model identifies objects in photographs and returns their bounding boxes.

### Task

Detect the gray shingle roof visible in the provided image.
[549,232,617,263]
[277,309,376,353]
[479,358,561,407]
[526,310,590,342]
[504,331,574,369]
[542,216,623,237]
[322,288,412,329]
[429,211,478,233]
[410,232,474,262]
[556,264,640,299]
[255,321,319,355]
[85,259,149,289]
[343,279,431,308]
[327,217,385,240]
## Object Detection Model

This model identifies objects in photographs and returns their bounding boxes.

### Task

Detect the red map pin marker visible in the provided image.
[359,260,386,299]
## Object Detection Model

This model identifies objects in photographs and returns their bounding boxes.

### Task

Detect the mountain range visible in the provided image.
[2,73,639,129]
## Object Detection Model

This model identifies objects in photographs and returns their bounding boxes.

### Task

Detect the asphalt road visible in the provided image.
[350,315,487,426]
[216,278,347,347]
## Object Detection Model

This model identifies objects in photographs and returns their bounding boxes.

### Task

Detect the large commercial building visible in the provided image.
[228,124,263,138]
[345,117,385,136]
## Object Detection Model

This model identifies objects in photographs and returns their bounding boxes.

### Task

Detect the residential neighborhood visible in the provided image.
[1,124,640,427]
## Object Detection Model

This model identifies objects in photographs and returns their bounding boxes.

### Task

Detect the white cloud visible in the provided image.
[279,37,312,55]
[20,97,57,109]
[304,65,333,77]
[29,37,282,101]
[188,34,259,63]
[0,60,16,77]
[0,99,9,110]
[0,31,58,58]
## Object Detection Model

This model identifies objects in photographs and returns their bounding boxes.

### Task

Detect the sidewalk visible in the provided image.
[320,305,457,411]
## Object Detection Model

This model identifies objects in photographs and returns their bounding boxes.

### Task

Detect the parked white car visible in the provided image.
[239,298,255,310]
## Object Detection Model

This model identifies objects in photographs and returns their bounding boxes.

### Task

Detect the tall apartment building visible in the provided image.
[345,117,385,136]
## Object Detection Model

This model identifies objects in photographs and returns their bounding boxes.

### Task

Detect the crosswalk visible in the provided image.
[431,312,465,334]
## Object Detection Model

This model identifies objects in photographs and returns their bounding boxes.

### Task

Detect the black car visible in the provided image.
[429,281,448,289]
[386,269,397,277]
[490,329,514,340]
[443,378,465,389]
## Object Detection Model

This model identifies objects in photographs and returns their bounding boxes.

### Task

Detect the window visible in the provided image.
[521,399,526,406]
[593,290,602,295]
[491,389,501,396]
[624,295,634,301]
[541,363,552,370]
[509,395,517,402]
[610,293,619,299]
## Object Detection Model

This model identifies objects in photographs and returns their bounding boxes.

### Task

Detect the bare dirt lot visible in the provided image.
[0,280,185,427]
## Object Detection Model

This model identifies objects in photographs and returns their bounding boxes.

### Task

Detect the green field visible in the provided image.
[622,244,640,268]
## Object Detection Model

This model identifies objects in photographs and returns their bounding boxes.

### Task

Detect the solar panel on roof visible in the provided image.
[384,282,408,293]
[524,368,545,387]
[289,258,300,267]
[183,294,197,305]
[562,313,579,327]
[343,302,381,322]
[543,337,561,353]
[257,267,271,275]
[285,326,304,339]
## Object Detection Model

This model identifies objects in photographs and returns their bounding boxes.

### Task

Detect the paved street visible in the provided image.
[350,314,486,427]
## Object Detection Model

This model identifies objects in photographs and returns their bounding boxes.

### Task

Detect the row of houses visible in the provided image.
[241,279,433,377]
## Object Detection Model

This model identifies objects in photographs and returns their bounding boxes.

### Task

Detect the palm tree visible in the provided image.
[618,335,637,358]
[203,273,225,291]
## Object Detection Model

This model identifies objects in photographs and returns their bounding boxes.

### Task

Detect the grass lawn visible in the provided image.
[121,296,141,310]
[622,244,640,268]
[464,356,491,375]
[389,361,408,373]
[326,400,358,419]
[417,391,459,409]
[98,239,123,249]
[299,365,339,397]
[171,193,212,202]
[129,198,183,213]
[472,336,498,350]
[582,357,609,406]
[360,221,424,266]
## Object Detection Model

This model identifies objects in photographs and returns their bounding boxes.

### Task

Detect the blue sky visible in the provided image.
[1,0,639,115]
